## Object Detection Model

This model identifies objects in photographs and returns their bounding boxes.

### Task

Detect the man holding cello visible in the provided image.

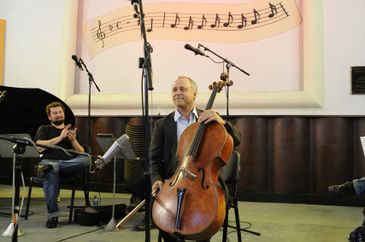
[150,76,241,242]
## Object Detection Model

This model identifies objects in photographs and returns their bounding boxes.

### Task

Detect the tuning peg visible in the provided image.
[209,81,217,90]
[220,72,228,80]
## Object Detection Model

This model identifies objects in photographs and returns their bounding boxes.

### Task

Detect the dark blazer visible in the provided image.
[150,110,241,185]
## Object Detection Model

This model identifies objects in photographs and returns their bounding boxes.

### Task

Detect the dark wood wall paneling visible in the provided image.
[234,118,269,192]
[312,118,354,193]
[2,116,365,205]
[271,117,310,193]
[73,116,365,205]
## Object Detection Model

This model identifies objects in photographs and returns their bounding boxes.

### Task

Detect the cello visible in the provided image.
[152,76,234,240]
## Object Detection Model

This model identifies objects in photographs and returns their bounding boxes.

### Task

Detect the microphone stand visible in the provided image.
[198,44,250,77]
[79,58,101,153]
[134,1,153,242]
[78,59,100,208]
[197,44,261,237]
[197,44,249,121]
[0,136,33,241]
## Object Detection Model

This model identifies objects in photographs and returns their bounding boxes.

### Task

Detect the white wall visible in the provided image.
[0,0,65,96]
[1,0,365,116]
[322,0,365,115]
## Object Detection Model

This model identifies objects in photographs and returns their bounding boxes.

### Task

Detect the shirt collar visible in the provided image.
[174,107,199,122]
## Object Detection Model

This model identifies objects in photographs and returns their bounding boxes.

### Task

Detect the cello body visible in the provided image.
[152,121,233,240]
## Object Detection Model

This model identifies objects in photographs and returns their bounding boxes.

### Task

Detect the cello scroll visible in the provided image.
[208,72,233,91]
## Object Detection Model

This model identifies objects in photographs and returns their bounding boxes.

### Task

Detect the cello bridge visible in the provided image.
[180,167,196,179]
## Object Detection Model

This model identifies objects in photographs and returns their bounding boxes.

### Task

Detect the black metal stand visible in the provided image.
[11,143,24,242]
[225,66,230,118]
[133,1,153,241]
[187,44,260,238]
[78,58,101,153]
[188,43,249,124]
[0,136,32,241]
[77,58,100,207]
[198,43,250,77]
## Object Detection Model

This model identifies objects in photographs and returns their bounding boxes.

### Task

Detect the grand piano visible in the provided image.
[0,84,139,197]
[0,85,75,138]
[0,85,93,230]
[0,84,76,182]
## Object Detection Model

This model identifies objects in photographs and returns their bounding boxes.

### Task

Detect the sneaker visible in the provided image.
[46,217,58,228]
[328,181,355,197]
[349,226,365,242]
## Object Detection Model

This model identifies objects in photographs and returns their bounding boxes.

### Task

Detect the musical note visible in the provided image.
[237,14,247,29]
[210,14,220,28]
[268,3,277,18]
[85,0,302,56]
[251,9,260,25]
[280,3,289,17]
[223,12,233,27]
[147,18,153,32]
[197,14,207,29]
[184,16,194,30]
[116,21,122,29]
[96,20,105,48]
[162,13,166,27]
[170,13,180,28]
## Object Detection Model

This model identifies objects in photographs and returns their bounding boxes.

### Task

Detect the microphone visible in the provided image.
[71,55,83,71]
[94,134,136,170]
[184,44,206,56]
[130,0,139,16]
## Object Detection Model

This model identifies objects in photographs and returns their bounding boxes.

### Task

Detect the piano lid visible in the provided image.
[0,85,75,138]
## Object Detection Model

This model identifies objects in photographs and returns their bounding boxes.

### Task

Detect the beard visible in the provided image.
[52,119,64,126]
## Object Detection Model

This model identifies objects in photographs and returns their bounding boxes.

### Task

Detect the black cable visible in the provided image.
[226,219,261,236]
[57,226,104,242]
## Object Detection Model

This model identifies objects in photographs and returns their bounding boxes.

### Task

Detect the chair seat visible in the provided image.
[24,166,90,224]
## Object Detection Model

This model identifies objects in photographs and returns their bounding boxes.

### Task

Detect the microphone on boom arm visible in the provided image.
[130,0,140,16]
[71,55,83,71]
[184,44,207,57]
[94,134,137,170]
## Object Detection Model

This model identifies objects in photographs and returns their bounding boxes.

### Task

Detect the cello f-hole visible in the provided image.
[169,172,180,187]
[198,168,209,190]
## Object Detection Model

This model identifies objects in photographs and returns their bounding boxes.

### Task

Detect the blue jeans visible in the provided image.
[353,177,365,195]
[39,154,91,219]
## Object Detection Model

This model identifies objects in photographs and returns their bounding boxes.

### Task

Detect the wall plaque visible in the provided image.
[352,66,365,94]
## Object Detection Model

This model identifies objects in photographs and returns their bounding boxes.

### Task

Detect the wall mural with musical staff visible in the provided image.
[66,0,323,115]
[83,0,301,57]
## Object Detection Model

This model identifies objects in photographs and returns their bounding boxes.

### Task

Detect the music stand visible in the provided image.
[95,133,137,231]
[0,134,40,241]
[96,133,137,161]
[97,133,145,192]
[0,134,39,158]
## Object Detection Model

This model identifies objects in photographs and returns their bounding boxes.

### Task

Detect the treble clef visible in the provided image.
[96,20,105,48]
